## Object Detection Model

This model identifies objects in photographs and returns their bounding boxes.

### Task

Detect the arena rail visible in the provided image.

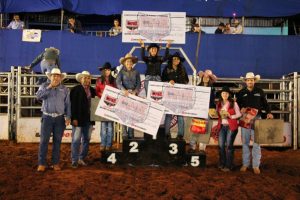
[1,67,298,149]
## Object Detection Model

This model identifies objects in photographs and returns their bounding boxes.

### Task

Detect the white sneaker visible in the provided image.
[78,159,87,166]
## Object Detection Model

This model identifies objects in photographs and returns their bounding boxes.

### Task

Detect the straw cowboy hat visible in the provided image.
[46,68,67,80]
[75,71,92,82]
[198,69,217,83]
[119,53,138,65]
[240,72,260,81]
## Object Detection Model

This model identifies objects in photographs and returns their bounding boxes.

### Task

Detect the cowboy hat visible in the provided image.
[147,43,160,51]
[119,53,138,65]
[44,47,60,60]
[168,52,185,62]
[75,71,92,82]
[198,69,217,83]
[46,68,67,80]
[240,72,260,81]
[98,62,112,71]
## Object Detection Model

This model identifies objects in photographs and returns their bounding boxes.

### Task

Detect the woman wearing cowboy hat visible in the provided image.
[216,86,241,172]
[236,72,273,174]
[189,69,217,153]
[162,52,189,140]
[116,53,141,139]
[139,40,171,93]
[96,62,116,151]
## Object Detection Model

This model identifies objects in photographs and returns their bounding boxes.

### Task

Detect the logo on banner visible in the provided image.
[137,12,171,41]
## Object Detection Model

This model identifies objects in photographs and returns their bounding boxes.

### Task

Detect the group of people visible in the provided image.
[34,42,273,175]
[214,19,243,34]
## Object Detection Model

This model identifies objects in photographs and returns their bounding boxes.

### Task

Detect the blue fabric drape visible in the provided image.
[1,30,299,78]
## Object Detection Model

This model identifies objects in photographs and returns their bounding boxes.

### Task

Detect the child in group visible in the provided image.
[139,40,171,94]
[116,53,141,139]
[189,69,217,153]
[216,86,241,172]
[96,62,116,151]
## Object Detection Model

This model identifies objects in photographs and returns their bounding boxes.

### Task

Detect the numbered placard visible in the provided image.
[167,139,186,156]
[101,151,123,165]
[122,138,145,154]
[185,151,206,168]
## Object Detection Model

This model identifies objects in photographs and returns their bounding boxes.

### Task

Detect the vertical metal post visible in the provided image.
[0,13,3,28]
[293,72,298,150]
[242,16,245,34]
[60,9,64,31]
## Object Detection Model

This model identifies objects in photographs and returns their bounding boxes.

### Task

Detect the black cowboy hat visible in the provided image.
[147,43,160,51]
[98,62,112,71]
[219,86,233,96]
[168,52,185,62]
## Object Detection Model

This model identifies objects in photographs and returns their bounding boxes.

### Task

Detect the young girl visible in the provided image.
[96,62,116,151]
[216,86,241,172]
[116,53,141,139]
[139,40,171,93]
[189,69,217,153]
[162,52,189,139]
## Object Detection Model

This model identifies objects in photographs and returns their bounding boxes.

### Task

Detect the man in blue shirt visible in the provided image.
[36,68,71,172]
[7,14,24,29]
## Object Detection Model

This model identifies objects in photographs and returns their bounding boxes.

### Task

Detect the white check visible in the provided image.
[147,81,211,119]
[95,86,165,138]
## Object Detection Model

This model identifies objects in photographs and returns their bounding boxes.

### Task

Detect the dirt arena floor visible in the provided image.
[0,140,300,200]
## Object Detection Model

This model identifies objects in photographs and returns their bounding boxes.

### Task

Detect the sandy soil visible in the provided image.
[0,140,300,200]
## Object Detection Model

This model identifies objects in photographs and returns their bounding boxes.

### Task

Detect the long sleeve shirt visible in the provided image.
[30,52,60,73]
[7,20,24,29]
[36,82,71,119]
[116,68,141,93]
[95,78,116,98]
[220,101,242,125]
[236,86,271,114]
[141,47,169,76]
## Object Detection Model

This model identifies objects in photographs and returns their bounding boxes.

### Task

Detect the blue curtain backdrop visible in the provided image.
[1,30,299,78]
[1,0,300,17]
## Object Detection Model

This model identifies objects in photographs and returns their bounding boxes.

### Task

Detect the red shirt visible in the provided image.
[95,77,116,98]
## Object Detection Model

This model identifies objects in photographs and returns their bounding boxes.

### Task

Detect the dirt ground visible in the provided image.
[0,140,300,200]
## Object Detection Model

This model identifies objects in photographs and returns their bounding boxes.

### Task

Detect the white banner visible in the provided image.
[147,81,211,118]
[22,29,42,42]
[95,86,165,139]
[122,11,186,44]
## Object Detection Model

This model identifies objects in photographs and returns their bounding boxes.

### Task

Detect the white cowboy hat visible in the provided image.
[75,71,92,82]
[240,72,261,81]
[119,53,138,65]
[46,68,67,80]
[198,69,217,83]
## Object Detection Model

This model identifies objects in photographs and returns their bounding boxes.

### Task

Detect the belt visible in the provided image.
[43,112,64,118]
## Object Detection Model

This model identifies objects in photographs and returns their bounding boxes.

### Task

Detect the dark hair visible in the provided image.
[221,94,234,108]
[198,77,213,87]
[100,70,115,85]
[167,59,187,82]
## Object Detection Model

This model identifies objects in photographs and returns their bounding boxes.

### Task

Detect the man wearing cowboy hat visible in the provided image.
[232,19,243,34]
[70,71,96,168]
[237,72,273,174]
[36,68,71,172]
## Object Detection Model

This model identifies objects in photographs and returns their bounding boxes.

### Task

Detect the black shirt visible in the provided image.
[141,47,169,76]
[161,65,189,84]
[236,86,271,114]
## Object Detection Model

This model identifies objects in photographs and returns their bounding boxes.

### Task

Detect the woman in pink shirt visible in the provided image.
[216,86,241,172]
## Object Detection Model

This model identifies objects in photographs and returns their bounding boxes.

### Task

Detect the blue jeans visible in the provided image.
[164,114,184,137]
[241,127,261,168]
[71,124,92,163]
[144,75,161,95]
[38,115,65,166]
[122,125,134,139]
[100,121,114,147]
[218,125,238,168]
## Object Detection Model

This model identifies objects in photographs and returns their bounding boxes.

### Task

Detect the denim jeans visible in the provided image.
[100,121,114,147]
[122,125,134,139]
[218,125,238,168]
[241,127,261,168]
[164,114,184,137]
[71,124,92,163]
[38,114,65,166]
[144,75,161,95]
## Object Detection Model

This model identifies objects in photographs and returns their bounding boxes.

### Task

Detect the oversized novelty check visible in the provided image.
[95,86,165,138]
[122,11,186,44]
[147,81,211,119]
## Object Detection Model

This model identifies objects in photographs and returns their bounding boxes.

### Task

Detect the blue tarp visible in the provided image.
[1,30,299,78]
[1,0,300,17]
